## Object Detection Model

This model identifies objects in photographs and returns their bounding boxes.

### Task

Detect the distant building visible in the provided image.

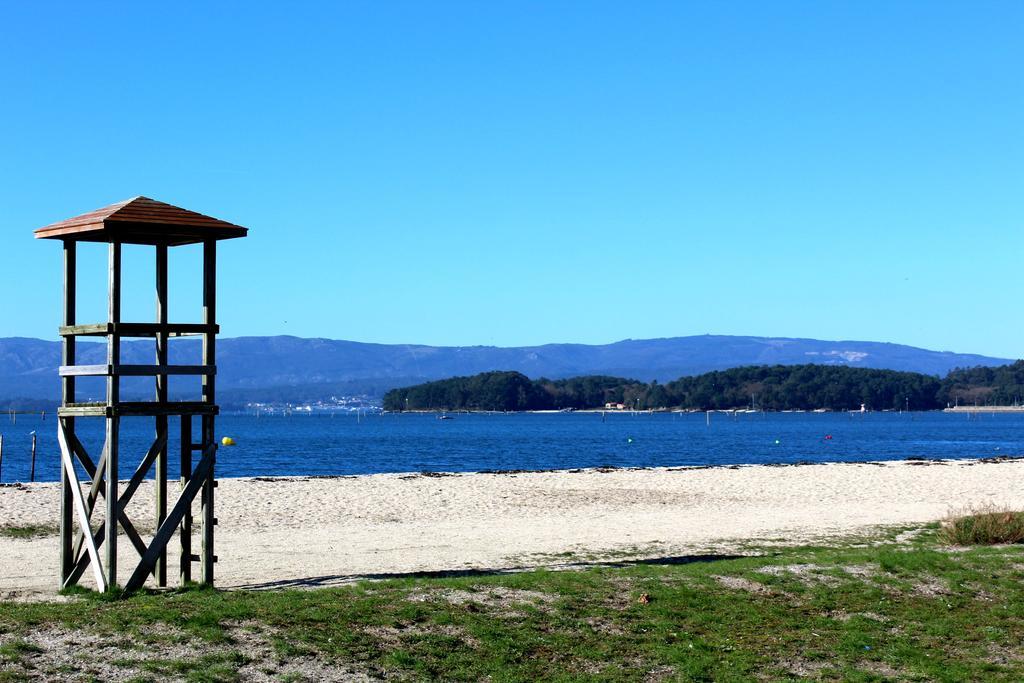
[604,402,626,410]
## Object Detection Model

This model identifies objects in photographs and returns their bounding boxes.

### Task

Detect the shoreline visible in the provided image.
[3,453,1022,488]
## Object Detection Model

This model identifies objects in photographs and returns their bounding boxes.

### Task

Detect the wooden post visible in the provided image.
[180,414,192,585]
[0,434,4,483]
[59,240,76,586]
[155,244,169,586]
[105,241,121,590]
[200,240,217,585]
[201,413,216,584]
[29,432,36,482]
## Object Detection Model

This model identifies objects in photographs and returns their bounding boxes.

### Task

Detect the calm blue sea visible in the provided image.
[1,411,1022,484]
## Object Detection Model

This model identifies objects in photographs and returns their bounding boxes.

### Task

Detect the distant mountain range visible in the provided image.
[0,334,1013,408]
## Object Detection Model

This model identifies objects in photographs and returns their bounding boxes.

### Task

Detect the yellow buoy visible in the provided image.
[221,436,235,446]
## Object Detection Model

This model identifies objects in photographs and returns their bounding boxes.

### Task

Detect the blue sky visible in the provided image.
[1,2,1021,357]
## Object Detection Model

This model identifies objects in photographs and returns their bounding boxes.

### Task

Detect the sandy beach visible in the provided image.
[2,457,1022,599]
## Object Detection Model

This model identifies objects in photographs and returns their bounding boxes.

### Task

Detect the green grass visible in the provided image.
[2,528,1024,681]
[0,524,58,540]
[0,639,42,663]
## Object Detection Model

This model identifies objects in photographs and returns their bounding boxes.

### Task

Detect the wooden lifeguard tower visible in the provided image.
[35,197,247,593]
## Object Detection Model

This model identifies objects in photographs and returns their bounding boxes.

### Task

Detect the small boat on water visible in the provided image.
[437,414,454,420]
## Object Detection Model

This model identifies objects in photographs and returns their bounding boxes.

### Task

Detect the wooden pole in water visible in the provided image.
[0,434,4,482]
[29,432,36,482]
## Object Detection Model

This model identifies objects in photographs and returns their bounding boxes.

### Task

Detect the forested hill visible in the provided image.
[383,363,1024,412]
[939,361,1024,407]
[385,373,648,412]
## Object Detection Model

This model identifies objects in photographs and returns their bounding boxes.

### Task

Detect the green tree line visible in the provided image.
[939,360,1024,407]
[383,362,1024,412]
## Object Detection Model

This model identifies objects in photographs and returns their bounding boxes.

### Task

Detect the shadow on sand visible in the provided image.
[229,552,753,590]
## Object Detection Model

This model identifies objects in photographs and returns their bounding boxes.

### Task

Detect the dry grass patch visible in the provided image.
[776,657,833,677]
[909,574,953,598]
[0,620,377,682]
[584,616,626,636]
[755,563,841,587]
[941,504,1024,545]
[825,610,889,623]
[364,623,480,649]
[839,563,877,578]
[407,585,557,614]
[987,642,1024,665]
[712,575,775,595]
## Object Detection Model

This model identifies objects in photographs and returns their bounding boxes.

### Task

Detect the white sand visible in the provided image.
[1,458,1021,599]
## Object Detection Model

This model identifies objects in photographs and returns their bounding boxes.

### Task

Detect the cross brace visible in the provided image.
[58,418,216,593]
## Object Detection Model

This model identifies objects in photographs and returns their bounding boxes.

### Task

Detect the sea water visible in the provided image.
[2,410,1022,484]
